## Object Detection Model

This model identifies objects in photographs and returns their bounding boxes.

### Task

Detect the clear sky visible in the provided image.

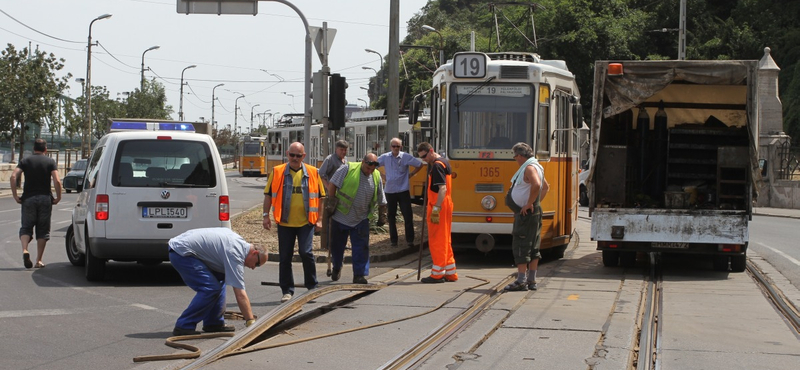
[0,0,429,131]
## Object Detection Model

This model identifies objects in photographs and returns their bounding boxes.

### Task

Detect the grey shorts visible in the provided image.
[511,206,542,265]
[19,194,53,240]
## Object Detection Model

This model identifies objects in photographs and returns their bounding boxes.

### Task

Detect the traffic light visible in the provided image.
[329,73,347,130]
[312,71,325,122]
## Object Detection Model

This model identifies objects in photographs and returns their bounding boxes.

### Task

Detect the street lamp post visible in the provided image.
[422,25,444,67]
[261,109,272,129]
[83,13,112,159]
[357,98,368,110]
[361,66,378,102]
[179,65,197,121]
[211,83,224,131]
[282,92,296,112]
[364,48,384,100]
[233,93,245,169]
[249,104,261,133]
[140,45,160,91]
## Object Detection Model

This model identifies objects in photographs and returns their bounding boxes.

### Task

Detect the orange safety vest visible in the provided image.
[427,158,456,281]
[270,163,322,225]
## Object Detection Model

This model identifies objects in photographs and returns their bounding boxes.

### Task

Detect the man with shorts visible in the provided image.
[11,138,61,269]
[505,142,549,291]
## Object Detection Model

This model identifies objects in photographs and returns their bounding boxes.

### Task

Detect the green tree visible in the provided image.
[0,43,70,160]
[125,78,174,119]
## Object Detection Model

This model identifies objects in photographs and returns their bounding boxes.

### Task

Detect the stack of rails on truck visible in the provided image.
[587,59,762,272]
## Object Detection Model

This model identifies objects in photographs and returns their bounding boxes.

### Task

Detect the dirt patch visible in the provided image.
[232,203,426,262]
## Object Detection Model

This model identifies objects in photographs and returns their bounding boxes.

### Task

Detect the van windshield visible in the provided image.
[112,139,216,188]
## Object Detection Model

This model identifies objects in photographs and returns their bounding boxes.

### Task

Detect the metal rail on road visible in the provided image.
[635,253,663,370]
[747,260,800,333]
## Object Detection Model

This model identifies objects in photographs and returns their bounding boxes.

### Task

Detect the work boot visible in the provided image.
[202,324,235,333]
[353,276,368,284]
[331,267,341,281]
[172,327,201,336]
[420,276,444,284]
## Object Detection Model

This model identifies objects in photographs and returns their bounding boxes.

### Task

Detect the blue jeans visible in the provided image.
[277,224,317,295]
[169,250,226,330]
[330,219,370,277]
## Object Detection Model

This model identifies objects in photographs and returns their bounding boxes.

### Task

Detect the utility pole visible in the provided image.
[387,0,399,147]
[678,0,686,60]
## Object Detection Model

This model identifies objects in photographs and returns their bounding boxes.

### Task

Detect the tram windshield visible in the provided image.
[242,141,261,156]
[448,83,533,159]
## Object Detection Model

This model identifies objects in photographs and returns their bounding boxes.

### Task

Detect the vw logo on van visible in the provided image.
[161,190,171,199]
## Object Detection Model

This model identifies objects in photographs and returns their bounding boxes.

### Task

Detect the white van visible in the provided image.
[66,123,230,281]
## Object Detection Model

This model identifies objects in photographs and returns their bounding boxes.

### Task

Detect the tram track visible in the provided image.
[631,253,663,370]
[746,258,800,334]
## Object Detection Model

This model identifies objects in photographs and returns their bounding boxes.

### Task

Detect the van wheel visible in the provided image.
[85,241,106,281]
[730,255,746,272]
[579,185,589,207]
[66,189,72,194]
[602,250,619,267]
[65,226,85,266]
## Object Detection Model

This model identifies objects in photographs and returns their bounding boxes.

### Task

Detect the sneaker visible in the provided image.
[172,327,201,336]
[504,281,529,291]
[23,252,32,269]
[527,281,538,291]
[331,267,341,281]
[202,324,235,333]
[280,293,292,302]
[420,276,444,284]
[353,276,368,284]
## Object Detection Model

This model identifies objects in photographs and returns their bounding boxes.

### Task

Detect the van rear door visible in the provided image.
[103,136,228,239]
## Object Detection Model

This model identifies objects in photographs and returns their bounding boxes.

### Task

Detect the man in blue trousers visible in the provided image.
[168,228,266,336]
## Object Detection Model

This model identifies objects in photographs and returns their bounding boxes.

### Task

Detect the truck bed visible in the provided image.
[591,208,748,245]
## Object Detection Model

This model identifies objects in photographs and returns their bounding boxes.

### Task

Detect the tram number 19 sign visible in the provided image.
[453,52,487,78]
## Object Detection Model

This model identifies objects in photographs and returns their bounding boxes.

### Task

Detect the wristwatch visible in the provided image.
[262,212,269,218]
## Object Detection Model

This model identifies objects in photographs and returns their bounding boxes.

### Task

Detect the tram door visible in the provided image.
[356,134,366,159]
[281,136,289,163]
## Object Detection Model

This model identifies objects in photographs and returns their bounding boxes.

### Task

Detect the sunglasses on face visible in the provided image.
[255,252,261,267]
[288,153,303,158]
[365,161,379,166]
[391,145,401,148]
[419,152,428,159]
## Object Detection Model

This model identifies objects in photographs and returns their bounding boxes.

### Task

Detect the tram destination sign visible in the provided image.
[453,52,487,78]
[456,85,530,97]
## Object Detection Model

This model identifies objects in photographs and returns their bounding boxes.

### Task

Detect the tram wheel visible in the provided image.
[602,250,619,267]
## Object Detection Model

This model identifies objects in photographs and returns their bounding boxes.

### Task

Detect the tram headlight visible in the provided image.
[481,195,497,211]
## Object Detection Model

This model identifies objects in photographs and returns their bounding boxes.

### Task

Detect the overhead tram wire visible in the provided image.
[186,83,210,104]
[95,42,139,70]
[0,8,82,43]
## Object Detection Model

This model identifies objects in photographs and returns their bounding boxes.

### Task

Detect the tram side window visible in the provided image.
[378,125,387,154]
[536,84,551,159]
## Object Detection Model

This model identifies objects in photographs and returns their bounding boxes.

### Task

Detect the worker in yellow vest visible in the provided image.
[263,142,325,302]
[326,153,387,284]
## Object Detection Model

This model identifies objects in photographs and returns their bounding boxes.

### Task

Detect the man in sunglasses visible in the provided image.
[168,227,266,336]
[326,153,387,284]
[263,142,325,303]
[416,142,457,283]
[319,140,349,251]
[377,138,423,248]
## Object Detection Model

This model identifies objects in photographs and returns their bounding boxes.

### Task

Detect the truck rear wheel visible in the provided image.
[713,256,729,271]
[620,252,636,267]
[730,255,746,272]
[602,250,619,267]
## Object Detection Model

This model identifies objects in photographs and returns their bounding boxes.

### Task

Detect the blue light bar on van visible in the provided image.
[159,123,195,132]
[109,121,196,132]
[110,121,148,131]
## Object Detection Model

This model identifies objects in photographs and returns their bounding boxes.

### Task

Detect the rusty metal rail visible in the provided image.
[747,260,800,333]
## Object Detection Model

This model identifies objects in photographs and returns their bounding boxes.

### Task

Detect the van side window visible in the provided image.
[83,147,105,190]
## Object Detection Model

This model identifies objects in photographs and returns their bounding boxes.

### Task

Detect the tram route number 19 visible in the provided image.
[453,52,487,78]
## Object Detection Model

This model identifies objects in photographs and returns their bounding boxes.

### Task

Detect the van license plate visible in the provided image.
[653,242,688,249]
[143,207,187,218]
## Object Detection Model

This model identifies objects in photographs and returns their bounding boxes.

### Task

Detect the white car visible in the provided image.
[65,122,231,281]
[579,163,590,207]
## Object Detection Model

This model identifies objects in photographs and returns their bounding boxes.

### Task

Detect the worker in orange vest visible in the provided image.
[416,142,457,283]
[263,142,325,303]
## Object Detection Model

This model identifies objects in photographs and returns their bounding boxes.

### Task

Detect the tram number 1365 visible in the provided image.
[479,167,500,178]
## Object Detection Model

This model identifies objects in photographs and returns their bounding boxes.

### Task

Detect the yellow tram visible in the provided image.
[422,51,583,255]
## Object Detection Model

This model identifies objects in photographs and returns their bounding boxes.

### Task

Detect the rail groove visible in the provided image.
[747,259,800,334]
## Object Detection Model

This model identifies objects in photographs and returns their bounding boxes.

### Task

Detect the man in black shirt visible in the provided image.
[11,139,62,269]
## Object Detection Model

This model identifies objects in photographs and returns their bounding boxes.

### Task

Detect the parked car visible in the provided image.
[579,160,590,207]
[62,159,87,193]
